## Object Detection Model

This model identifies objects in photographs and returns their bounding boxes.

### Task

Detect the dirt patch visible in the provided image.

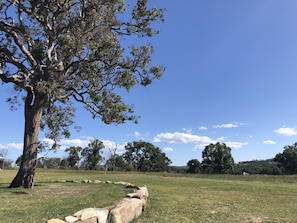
[37,184,83,198]
[243,215,277,223]
[48,184,63,189]
[50,186,82,197]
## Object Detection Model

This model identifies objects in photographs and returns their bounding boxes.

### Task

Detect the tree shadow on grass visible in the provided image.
[0,183,46,195]
[0,186,29,195]
[0,184,39,194]
[11,191,28,195]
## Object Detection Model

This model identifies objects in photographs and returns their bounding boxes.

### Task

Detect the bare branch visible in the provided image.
[0,47,31,76]
[0,72,24,87]
[0,23,37,67]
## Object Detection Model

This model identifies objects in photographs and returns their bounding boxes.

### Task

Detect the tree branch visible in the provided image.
[0,70,25,87]
[0,47,31,77]
[0,22,37,67]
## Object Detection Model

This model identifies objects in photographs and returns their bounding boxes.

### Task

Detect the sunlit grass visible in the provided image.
[0,169,297,222]
[0,169,133,222]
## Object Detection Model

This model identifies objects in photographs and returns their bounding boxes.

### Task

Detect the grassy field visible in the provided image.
[0,169,297,223]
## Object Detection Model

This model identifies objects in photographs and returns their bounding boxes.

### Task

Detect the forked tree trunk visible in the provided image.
[9,91,46,188]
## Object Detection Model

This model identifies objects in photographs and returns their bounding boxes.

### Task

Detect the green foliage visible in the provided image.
[235,159,282,175]
[202,142,235,174]
[65,146,82,169]
[187,159,201,173]
[3,160,12,169]
[15,155,22,167]
[37,157,61,169]
[105,154,128,171]
[274,142,297,174]
[1,0,165,139]
[123,141,172,172]
[0,0,165,187]
[59,158,69,169]
[0,151,12,169]
[81,139,104,170]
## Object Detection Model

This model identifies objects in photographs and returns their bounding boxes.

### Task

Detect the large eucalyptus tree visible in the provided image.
[0,0,164,188]
[202,142,235,174]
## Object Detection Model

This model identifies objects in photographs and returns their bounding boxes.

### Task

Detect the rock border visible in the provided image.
[47,180,148,223]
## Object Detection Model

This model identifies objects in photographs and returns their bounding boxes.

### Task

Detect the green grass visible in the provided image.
[1,169,297,223]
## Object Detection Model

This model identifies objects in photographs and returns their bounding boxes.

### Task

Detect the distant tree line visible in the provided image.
[12,140,297,175]
[235,159,281,175]
[15,140,172,172]
[0,149,13,169]
[185,142,297,175]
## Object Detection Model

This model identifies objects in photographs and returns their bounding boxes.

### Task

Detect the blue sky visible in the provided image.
[2,1,297,166]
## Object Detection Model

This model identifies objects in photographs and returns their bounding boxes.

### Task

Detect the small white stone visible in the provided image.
[64,216,78,223]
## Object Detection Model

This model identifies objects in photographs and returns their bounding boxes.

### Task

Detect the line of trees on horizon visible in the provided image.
[3,140,297,175]
[10,140,173,172]
[185,141,297,175]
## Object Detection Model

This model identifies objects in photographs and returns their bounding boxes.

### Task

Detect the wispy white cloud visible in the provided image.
[182,128,192,134]
[101,140,126,152]
[263,140,276,145]
[0,143,23,150]
[213,122,240,129]
[153,132,215,145]
[134,131,141,139]
[133,131,150,140]
[163,147,173,152]
[40,137,126,153]
[153,132,247,150]
[199,126,207,130]
[224,141,248,149]
[274,127,297,136]
[8,143,23,149]
[216,137,225,141]
[59,137,93,148]
[101,140,118,149]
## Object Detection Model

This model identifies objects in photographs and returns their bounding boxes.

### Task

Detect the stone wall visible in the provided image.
[47,180,148,223]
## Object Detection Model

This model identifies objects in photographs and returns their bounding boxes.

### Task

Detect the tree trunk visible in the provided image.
[9,91,46,188]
